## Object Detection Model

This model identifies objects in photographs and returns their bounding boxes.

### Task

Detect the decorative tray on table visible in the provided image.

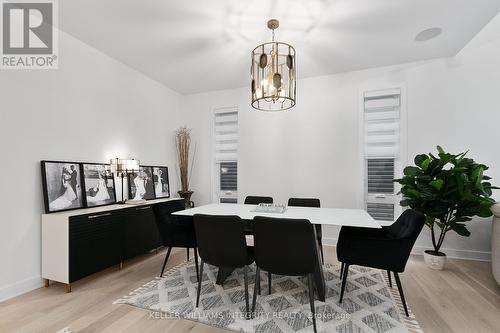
[251,203,287,214]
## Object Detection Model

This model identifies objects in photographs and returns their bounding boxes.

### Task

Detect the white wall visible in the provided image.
[184,15,500,262]
[0,31,185,301]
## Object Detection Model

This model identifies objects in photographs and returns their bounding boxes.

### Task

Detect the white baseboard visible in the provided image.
[322,237,492,262]
[0,276,43,302]
[411,245,491,262]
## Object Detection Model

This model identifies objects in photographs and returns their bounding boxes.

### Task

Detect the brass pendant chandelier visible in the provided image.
[251,19,296,111]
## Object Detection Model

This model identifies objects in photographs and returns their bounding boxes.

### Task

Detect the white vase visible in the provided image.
[491,203,500,284]
[424,250,447,270]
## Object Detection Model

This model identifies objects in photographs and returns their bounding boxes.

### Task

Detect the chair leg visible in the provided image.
[196,260,204,308]
[340,262,345,280]
[387,270,392,288]
[258,271,261,295]
[339,264,349,303]
[243,266,250,319]
[160,247,172,277]
[394,272,409,317]
[268,272,272,295]
[307,273,317,333]
[194,248,199,282]
[318,238,324,264]
[251,267,260,317]
[186,248,190,261]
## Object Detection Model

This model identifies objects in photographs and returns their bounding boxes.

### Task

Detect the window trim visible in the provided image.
[211,106,239,204]
[358,85,407,224]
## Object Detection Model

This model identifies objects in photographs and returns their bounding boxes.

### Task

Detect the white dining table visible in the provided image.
[173,203,380,301]
[173,203,381,229]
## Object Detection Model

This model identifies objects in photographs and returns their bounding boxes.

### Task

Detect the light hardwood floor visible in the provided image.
[1,247,499,333]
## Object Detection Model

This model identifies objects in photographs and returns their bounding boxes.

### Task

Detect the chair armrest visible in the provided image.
[337,235,412,272]
[338,226,390,240]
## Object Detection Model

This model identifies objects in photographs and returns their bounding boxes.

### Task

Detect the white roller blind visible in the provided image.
[214,109,238,162]
[363,88,402,222]
[363,89,401,158]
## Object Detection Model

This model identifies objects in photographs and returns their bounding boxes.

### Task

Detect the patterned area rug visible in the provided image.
[114,261,422,333]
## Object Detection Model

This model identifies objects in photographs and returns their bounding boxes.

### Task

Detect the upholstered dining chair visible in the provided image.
[152,200,199,280]
[337,209,425,317]
[287,198,324,264]
[193,214,255,319]
[243,195,274,238]
[252,216,318,333]
[244,196,274,205]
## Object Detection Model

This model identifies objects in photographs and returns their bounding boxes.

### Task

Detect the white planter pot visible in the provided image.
[424,250,447,270]
[491,203,500,285]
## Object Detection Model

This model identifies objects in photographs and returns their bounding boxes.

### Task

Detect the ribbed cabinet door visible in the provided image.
[123,205,160,260]
[69,211,122,282]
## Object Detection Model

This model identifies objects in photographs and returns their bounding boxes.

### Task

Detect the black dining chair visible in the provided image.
[287,198,324,264]
[243,196,273,238]
[193,214,255,318]
[244,196,274,205]
[337,209,425,317]
[152,200,199,280]
[252,216,318,333]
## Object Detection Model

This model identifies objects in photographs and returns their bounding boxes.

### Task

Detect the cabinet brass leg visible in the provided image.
[44,279,50,288]
[65,283,72,293]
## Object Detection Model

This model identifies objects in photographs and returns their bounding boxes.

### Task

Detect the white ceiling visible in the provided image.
[60,0,500,94]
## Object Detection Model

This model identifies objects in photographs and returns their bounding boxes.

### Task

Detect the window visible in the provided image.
[213,108,238,203]
[363,89,402,221]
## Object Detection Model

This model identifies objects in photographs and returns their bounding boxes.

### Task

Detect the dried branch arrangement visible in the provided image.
[175,126,191,192]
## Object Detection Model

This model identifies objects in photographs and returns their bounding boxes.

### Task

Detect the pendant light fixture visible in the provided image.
[251,19,296,111]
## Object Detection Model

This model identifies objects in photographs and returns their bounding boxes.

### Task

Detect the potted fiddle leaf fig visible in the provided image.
[395,146,496,270]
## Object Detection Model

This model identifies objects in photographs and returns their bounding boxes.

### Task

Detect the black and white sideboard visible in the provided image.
[42,198,183,292]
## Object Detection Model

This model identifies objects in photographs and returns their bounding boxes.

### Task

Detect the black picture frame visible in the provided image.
[128,166,155,200]
[151,166,170,199]
[41,160,85,213]
[81,162,117,208]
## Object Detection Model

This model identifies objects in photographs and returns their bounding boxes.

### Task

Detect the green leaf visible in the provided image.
[449,223,471,237]
[437,146,445,154]
[472,166,484,187]
[452,216,472,223]
[399,199,412,207]
[424,216,435,227]
[414,154,429,167]
[403,166,421,177]
[405,188,421,198]
[429,179,444,190]
[421,158,430,171]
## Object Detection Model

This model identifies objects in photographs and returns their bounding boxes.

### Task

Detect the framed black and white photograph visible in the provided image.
[41,161,84,213]
[128,166,155,200]
[81,163,116,208]
[152,166,170,198]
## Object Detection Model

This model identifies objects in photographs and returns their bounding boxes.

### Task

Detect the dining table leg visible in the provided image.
[312,228,326,301]
[216,267,235,285]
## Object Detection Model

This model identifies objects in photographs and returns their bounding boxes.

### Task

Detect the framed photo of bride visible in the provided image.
[128,166,155,200]
[41,160,85,213]
[152,166,170,198]
[81,163,117,208]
